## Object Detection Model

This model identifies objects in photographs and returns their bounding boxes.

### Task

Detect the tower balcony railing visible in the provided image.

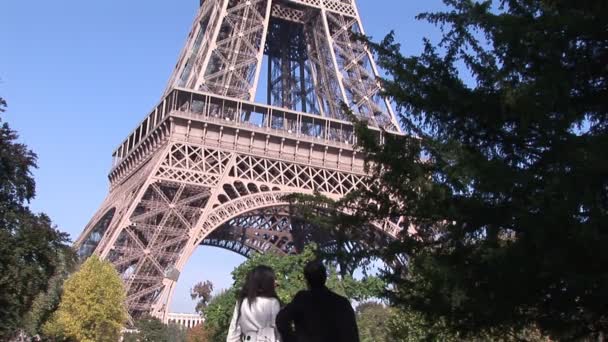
[287,0,357,17]
[111,87,385,169]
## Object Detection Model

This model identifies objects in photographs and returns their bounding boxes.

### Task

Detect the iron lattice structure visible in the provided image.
[75,0,405,321]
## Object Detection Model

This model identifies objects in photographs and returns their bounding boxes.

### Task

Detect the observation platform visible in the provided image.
[108,88,388,187]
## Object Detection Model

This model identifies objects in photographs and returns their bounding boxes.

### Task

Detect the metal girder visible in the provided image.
[200,207,401,277]
[265,17,318,113]
[304,11,346,119]
[163,0,400,129]
[271,3,305,23]
[202,209,295,255]
[102,178,212,317]
[197,0,273,99]
[288,0,357,18]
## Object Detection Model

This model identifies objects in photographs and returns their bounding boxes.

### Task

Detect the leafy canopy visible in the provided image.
[123,315,187,342]
[353,0,607,339]
[0,96,36,206]
[186,323,213,342]
[22,249,75,337]
[43,256,128,342]
[191,280,214,314]
[0,97,75,338]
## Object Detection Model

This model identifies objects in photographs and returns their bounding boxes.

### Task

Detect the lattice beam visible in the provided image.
[163,0,399,127]
[202,210,295,255]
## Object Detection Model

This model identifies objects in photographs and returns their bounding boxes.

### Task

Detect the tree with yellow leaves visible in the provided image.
[43,256,127,342]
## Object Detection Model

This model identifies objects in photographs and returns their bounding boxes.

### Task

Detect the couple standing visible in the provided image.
[226,260,360,342]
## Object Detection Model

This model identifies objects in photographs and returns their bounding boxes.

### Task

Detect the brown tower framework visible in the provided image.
[75,0,405,321]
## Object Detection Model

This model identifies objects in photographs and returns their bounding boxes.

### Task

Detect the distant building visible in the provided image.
[167,312,204,329]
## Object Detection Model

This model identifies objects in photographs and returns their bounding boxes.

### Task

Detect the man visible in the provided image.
[276,260,360,342]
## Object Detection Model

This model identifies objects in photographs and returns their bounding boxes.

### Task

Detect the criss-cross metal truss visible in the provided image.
[76,0,407,323]
[166,0,400,130]
[203,207,295,256]
[202,210,398,275]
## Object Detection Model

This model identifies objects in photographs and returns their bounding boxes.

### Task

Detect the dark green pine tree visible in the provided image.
[0,97,75,338]
[351,0,607,340]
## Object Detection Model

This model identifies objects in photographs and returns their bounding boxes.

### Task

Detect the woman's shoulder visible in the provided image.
[256,296,281,308]
[241,296,280,306]
[257,296,280,303]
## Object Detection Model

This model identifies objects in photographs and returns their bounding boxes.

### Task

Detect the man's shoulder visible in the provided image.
[310,287,352,304]
[290,289,329,302]
[326,289,352,306]
[292,288,351,305]
[292,289,312,300]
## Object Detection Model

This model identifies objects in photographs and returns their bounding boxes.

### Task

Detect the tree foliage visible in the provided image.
[356,301,549,342]
[386,308,551,342]
[123,315,187,342]
[0,96,75,338]
[186,323,213,342]
[356,302,393,342]
[350,0,607,339]
[202,289,237,342]
[356,303,455,342]
[43,256,128,342]
[164,324,189,342]
[22,249,75,336]
[0,96,36,207]
[285,192,387,276]
[191,280,214,314]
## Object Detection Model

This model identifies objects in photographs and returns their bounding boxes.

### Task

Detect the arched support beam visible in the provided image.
[196,191,400,244]
[153,190,403,320]
[202,208,295,256]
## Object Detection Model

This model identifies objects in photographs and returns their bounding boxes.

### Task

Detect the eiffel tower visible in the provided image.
[75,0,404,321]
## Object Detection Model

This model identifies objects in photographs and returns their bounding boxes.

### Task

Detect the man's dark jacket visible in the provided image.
[276,286,360,342]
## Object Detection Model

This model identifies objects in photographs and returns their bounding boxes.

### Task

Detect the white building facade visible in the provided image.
[167,313,204,329]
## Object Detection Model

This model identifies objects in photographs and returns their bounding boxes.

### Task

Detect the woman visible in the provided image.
[227,265,281,342]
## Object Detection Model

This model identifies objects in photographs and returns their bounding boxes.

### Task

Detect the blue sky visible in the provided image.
[1,0,445,313]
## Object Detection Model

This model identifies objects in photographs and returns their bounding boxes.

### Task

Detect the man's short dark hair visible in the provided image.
[304,260,327,289]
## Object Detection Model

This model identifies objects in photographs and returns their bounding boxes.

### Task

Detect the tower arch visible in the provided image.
[154,190,400,320]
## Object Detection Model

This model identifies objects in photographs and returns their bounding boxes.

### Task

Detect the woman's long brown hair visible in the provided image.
[236,265,279,322]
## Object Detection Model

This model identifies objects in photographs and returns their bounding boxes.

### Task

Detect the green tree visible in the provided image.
[351,0,607,339]
[165,323,188,342]
[124,315,167,341]
[285,192,382,276]
[22,249,75,336]
[123,316,187,342]
[202,289,237,342]
[43,256,128,342]
[356,302,393,342]
[0,96,35,208]
[186,323,213,342]
[356,303,458,342]
[0,96,75,338]
[386,308,460,342]
[356,302,549,342]
[355,302,550,342]
[191,280,214,314]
